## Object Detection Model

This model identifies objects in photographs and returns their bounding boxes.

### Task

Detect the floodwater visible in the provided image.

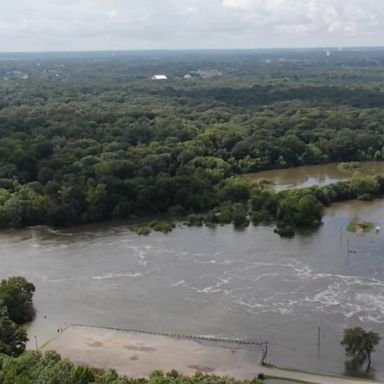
[1,164,384,379]
[248,161,384,190]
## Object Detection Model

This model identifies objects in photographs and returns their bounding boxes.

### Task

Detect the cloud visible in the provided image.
[222,0,253,10]
[0,0,383,51]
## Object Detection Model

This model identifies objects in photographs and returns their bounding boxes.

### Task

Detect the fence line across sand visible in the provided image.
[70,322,268,349]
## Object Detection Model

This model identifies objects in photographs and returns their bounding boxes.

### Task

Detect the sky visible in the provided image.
[0,0,383,52]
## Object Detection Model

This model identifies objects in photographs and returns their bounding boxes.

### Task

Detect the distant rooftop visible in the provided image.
[151,74,168,80]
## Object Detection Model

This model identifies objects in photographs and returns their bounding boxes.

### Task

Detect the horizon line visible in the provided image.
[1,45,384,55]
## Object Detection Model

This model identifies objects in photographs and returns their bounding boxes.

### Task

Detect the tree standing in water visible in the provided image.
[341,327,380,370]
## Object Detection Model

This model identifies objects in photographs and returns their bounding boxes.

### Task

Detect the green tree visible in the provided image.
[231,203,249,228]
[341,327,381,369]
[0,350,257,384]
[0,277,35,324]
[297,194,323,226]
[0,309,28,357]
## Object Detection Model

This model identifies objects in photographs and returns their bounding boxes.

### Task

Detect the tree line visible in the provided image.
[0,357,266,384]
[0,52,384,229]
[183,174,384,237]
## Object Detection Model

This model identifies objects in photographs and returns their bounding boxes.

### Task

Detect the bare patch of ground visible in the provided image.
[124,344,157,353]
[188,365,215,373]
[44,326,379,383]
[44,325,261,379]
[86,341,103,348]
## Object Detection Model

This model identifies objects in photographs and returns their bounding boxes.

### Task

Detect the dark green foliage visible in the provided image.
[0,309,28,357]
[187,214,204,226]
[0,351,258,384]
[218,178,251,202]
[277,192,323,227]
[1,52,384,229]
[338,162,362,171]
[322,175,381,202]
[250,211,270,225]
[149,222,175,233]
[0,277,35,324]
[218,204,235,224]
[130,226,151,236]
[357,193,373,201]
[131,173,384,234]
[232,207,249,228]
[341,327,381,369]
[0,277,35,359]
[203,212,219,225]
[250,175,384,233]
[250,185,324,230]
[130,221,176,235]
[274,225,295,238]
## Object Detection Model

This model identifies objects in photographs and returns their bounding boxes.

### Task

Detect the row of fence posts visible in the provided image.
[34,322,326,360]
[71,322,268,348]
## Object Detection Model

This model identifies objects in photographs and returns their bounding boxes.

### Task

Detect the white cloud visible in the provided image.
[222,0,252,10]
[186,6,199,14]
[0,0,383,51]
[107,10,118,20]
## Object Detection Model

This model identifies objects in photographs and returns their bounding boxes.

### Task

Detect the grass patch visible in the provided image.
[347,220,374,233]
[130,225,151,236]
[130,221,175,236]
[338,162,362,171]
[149,221,175,233]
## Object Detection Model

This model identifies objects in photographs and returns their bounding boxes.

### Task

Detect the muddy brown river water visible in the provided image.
[1,163,384,379]
[248,161,384,191]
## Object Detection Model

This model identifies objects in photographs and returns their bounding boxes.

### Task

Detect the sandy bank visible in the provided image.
[44,325,263,379]
[44,325,381,384]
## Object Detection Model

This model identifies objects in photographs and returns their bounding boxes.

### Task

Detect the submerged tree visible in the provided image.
[341,327,381,369]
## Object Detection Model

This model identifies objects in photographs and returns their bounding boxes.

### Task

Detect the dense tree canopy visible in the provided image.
[0,50,384,229]
[0,277,35,324]
[0,277,35,359]
[0,309,28,358]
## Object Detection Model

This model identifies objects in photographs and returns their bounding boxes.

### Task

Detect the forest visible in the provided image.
[0,49,384,230]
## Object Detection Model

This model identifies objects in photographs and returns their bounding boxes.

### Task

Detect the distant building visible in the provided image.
[183,74,193,80]
[193,69,223,78]
[151,74,168,80]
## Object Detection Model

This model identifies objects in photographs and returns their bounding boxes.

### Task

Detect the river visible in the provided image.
[1,164,384,380]
[248,161,384,191]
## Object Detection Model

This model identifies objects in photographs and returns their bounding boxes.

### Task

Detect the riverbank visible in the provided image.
[43,325,263,379]
[43,325,379,384]
[4,214,383,379]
